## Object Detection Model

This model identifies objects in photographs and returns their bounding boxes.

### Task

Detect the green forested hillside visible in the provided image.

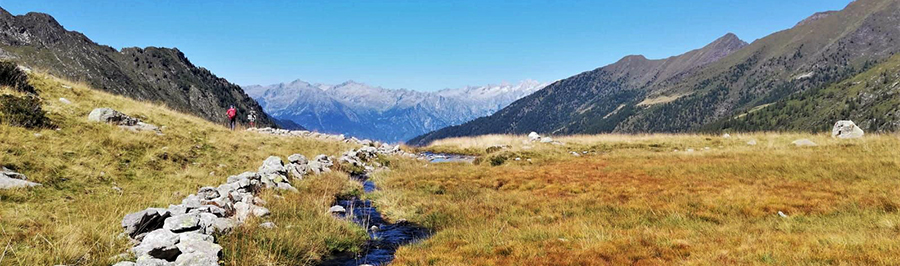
[712,53,900,133]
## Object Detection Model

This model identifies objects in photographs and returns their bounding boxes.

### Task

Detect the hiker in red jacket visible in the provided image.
[226,105,237,130]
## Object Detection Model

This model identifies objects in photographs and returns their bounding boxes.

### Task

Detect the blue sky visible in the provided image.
[2,0,851,91]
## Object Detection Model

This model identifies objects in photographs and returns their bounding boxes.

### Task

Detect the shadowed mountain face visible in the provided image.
[0,8,274,127]
[243,80,546,142]
[411,0,900,145]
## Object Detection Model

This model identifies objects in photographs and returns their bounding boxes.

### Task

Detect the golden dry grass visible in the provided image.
[0,72,366,265]
[375,133,900,265]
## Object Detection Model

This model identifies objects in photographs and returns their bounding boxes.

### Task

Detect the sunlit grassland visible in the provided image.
[0,72,367,265]
[377,133,900,265]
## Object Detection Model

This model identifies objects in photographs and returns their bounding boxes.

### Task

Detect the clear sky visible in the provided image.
[2,0,851,91]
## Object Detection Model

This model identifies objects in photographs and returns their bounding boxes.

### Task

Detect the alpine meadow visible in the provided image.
[2,1,900,266]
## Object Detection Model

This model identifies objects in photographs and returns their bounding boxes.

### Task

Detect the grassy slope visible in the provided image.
[378,134,900,265]
[0,72,367,265]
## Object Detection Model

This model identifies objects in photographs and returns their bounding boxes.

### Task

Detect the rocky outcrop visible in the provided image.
[88,108,161,134]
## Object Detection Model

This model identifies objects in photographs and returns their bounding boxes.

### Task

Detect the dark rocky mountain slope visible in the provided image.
[411,0,900,145]
[0,7,274,127]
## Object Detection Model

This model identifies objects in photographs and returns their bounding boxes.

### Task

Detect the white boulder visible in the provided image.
[528,132,541,142]
[832,120,864,139]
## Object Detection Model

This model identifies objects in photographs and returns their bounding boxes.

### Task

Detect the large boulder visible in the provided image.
[832,120,864,139]
[88,108,139,126]
[88,108,161,133]
[528,132,541,142]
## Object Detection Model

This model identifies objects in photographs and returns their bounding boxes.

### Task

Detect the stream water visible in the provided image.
[420,152,476,163]
[321,153,475,265]
[320,174,431,266]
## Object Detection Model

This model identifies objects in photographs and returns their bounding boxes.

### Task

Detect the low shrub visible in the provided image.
[0,94,52,128]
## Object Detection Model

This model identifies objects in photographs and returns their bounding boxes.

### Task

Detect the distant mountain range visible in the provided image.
[410,0,900,145]
[243,80,546,142]
[0,7,274,127]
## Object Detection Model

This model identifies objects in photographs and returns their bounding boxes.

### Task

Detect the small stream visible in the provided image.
[321,174,431,266]
[420,152,476,163]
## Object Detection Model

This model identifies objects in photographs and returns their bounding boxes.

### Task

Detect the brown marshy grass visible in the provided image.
[377,133,900,265]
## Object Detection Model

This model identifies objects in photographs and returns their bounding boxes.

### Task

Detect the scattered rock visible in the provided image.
[792,139,818,147]
[747,139,758,146]
[259,222,276,229]
[59,98,71,104]
[540,137,553,143]
[832,120,864,139]
[0,168,41,189]
[722,133,731,138]
[329,205,346,214]
[777,211,789,218]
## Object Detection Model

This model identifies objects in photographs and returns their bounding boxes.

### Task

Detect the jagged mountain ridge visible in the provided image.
[0,7,274,127]
[411,0,900,145]
[243,80,546,142]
